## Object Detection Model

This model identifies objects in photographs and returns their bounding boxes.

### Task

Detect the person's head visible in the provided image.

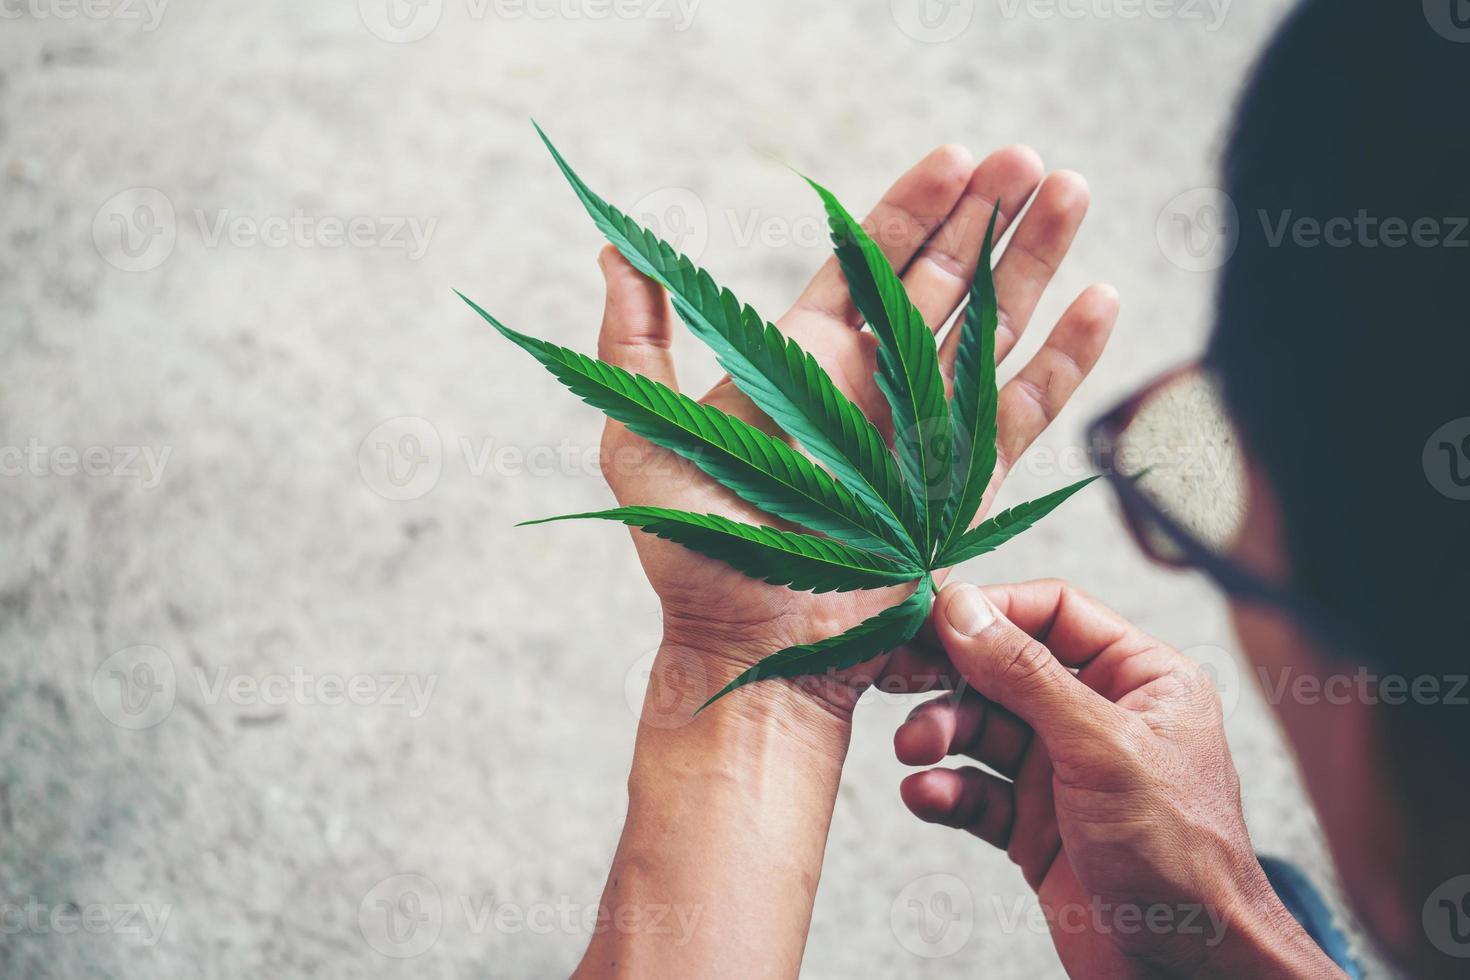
[1095,0,1469,972]
[1215,1,1470,970]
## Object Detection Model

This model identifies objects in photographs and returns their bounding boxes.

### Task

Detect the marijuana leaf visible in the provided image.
[522,507,921,594]
[535,124,920,564]
[808,178,952,555]
[459,292,912,561]
[938,206,1002,558]
[938,477,1099,567]
[461,128,1097,713]
[696,581,935,714]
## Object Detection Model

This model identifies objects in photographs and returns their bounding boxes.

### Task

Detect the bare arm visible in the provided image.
[576,648,851,978]
[565,139,1112,977]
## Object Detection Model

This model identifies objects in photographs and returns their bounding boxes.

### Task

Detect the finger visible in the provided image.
[886,574,1146,689]
[879,640,961,695]
[596,246,683,501]
[902,145,1044,336]
[1007,740,1062,890]
[895,692,1033,778]
[791,145,974,328]
[992,283,1119,482]
[596,245,678,388]
[979,170,1093,365]
[979,579,1156,669]
[900,767,1015,849]
[930,582,1122,751]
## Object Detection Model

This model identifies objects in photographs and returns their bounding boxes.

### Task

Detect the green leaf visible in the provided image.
[938,477,1099,567]
[937,205,1002,557]
[522,506,921,594]
[697,579,934,713]
[533,123,920,564]
[459,292,911,561]
[807,177,951,554]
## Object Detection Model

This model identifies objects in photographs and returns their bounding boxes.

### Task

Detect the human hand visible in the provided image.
[894,580,1345,978]
[594,147,1119,720]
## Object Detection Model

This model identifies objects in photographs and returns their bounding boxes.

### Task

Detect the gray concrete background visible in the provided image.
[0,0,1387,976]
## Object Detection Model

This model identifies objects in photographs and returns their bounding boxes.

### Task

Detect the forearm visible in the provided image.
[575,644,853,979]
[1138,864,1348,980]
[1196,873,1348,980]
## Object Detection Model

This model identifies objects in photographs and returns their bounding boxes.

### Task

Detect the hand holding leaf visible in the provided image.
[462,130,1117,714]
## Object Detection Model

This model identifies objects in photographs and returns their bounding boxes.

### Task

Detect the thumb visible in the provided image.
[596,245,678,390]
[594,245,684,504]
[932,582,1122,752]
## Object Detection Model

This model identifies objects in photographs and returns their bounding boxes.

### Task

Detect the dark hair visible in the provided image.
[1209,0,1470,676]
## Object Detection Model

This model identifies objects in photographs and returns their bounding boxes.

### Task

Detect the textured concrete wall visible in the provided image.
[2,0,1385,976]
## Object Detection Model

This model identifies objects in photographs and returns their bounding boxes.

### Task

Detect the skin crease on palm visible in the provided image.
[576,146,1350,979]
[594,143,1117,712]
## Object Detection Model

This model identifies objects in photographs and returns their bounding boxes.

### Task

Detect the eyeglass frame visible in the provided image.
[1085,362,1307,615]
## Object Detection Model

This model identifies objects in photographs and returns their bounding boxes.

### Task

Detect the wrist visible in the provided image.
[1159,865,1345,979]
[629,641,854,785]
[652,612,869,721]
[592,641,855,980]
[645,638,854,732]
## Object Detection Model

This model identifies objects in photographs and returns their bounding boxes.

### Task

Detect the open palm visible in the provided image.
[592,145,1119,715]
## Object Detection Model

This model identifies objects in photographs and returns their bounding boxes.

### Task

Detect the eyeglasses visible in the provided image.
[1086,363,1301,611]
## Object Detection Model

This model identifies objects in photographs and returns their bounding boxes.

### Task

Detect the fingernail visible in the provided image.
[945,584,995,637]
